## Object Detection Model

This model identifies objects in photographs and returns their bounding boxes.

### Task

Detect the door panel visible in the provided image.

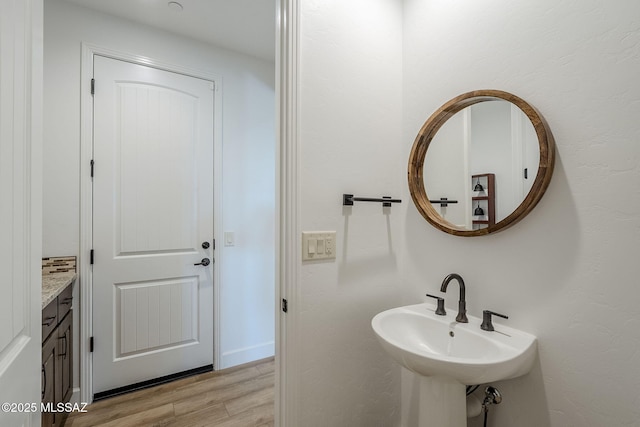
[116,83,199,255]
[0,0,42,425]
[116,278,198,357]
[92,55,214,394]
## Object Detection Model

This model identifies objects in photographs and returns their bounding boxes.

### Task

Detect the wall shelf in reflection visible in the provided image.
[471,173,495,230]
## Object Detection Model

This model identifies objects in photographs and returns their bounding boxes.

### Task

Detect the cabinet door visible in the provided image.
[42,335,56,427]
[57,311,73,404]
[42,300,57,343]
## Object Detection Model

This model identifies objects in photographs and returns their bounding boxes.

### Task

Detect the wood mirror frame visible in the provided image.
[408,90,556,236]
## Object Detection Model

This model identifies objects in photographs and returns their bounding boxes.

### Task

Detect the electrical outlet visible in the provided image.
[302,231,336,261]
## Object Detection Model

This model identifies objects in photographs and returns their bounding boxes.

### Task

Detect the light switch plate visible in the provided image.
[224,231,235,246]
[302,231,336,261]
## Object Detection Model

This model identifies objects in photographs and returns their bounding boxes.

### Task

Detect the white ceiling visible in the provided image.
[62,0,276,62]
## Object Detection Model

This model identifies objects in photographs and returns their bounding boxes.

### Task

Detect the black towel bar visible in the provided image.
[429,198,458,207]
[343,194,402,207]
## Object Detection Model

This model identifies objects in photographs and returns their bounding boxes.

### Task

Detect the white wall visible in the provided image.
[403,1,640,426]
[296,0,405,425]
[43,0,275,390]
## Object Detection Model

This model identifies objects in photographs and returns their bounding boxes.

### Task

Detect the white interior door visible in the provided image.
[0,0,42,425]
[92,55,215,395]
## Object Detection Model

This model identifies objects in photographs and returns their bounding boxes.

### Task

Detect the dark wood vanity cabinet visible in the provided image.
[42,282,74,427]
[57,310,73,405]
[42,332,56,427]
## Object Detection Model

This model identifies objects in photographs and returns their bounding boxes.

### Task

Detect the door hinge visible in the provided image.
[212,239,215,250]
[524,168,528,179]
[89,337,94,352]
[90,249,94,265]
[281,298,288,313]
[91,78,95,95]
[90,159,94,178]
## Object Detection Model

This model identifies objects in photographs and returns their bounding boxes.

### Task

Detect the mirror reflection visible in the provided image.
[424,100,540,231]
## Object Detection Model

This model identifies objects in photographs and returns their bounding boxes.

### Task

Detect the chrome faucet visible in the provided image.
[440,273,468,323]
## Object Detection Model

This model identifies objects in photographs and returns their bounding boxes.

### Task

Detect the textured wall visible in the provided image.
[297,0,405,425]
[402,0,640,426]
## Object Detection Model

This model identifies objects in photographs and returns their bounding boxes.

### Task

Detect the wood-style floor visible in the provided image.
[67,357,274,427]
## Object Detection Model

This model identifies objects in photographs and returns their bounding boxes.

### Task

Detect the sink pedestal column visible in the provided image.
[419,376,467,427]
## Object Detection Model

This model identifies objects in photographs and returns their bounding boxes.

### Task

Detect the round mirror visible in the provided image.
[408,90,555,236]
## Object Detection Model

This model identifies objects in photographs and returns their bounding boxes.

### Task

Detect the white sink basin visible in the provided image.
[371,303,537,385]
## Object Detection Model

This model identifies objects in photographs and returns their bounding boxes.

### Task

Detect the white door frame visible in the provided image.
[275,0,300,425]
[79,43,223,403]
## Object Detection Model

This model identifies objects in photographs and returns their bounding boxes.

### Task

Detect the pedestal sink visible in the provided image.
[371,303,537,427]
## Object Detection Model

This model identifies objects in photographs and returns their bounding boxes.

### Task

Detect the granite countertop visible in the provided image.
[42,272,76,309]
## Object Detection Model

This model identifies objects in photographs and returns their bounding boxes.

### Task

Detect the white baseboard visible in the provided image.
[220,341,274,369]
[70,387,81,404]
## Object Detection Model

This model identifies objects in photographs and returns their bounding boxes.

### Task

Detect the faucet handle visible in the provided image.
[426,294,446,316]
[481,310,509,331]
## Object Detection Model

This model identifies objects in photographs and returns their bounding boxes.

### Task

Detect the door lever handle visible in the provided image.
[194,258,211,266]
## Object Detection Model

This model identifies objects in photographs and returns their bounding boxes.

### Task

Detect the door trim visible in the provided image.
[79,43,223,403]
[275,0,300,425]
